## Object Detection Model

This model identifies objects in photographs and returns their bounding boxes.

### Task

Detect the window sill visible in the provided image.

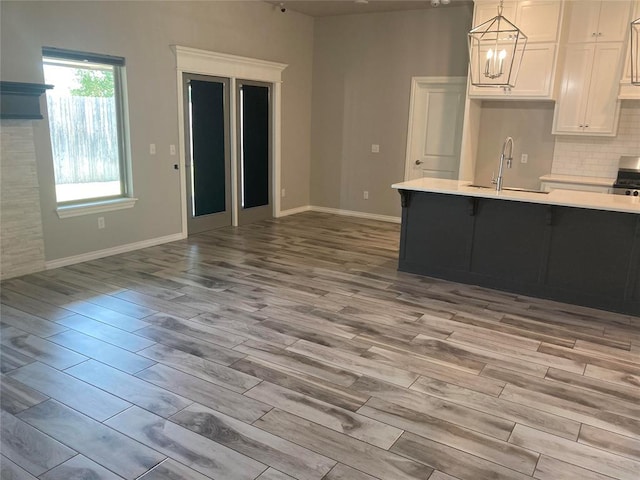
[56,197,138,219]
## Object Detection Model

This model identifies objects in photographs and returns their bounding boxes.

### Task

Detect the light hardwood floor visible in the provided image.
[1,212,639,480]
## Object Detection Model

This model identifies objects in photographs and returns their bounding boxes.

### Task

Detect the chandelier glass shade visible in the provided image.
[468,2,527,88]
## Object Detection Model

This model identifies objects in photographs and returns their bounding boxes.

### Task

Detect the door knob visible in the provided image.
[415,159,423,165]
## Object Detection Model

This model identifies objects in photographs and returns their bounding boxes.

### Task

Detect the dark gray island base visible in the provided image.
[397,190,640,316]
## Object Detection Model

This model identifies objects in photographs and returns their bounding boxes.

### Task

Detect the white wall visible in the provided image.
[0,1,314,262]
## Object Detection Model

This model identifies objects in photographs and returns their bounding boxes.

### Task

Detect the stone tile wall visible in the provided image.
[1,120,46,279]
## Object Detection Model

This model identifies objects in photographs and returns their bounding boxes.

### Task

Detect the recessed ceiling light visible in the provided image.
[354,0,369,4]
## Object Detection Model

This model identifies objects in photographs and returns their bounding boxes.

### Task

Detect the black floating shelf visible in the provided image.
[0,81,53,120]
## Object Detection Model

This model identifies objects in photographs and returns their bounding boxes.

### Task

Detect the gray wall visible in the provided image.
[309,3,473,217]
[474,101,556,190]
[0,1,313,261]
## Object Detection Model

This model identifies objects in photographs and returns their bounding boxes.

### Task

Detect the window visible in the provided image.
[42,47,134,213]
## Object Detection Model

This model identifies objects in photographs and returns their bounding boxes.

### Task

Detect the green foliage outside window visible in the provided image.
[71,69,114,97]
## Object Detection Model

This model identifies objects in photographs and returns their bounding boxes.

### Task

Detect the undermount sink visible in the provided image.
[466,184,549,194]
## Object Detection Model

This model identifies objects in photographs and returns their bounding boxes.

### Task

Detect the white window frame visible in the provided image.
[42,47,137,218]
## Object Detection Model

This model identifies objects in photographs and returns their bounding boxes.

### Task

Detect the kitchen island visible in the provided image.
[392,178,640,316]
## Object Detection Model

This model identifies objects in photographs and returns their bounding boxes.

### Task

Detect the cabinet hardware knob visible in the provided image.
[415,159,423,165]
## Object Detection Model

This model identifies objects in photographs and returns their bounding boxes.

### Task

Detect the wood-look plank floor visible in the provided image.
[1,212,639,480]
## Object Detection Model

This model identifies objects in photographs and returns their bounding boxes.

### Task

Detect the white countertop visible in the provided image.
[539,174,615,187]
[392,178,640,215]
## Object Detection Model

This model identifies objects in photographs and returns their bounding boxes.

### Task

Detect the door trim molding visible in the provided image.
[172,45,287,234]
[404,76,467,182]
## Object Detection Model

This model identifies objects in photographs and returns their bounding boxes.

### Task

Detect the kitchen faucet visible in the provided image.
[492,136,514,192]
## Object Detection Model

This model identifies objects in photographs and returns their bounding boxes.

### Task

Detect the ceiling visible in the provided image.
[265,0,468,18]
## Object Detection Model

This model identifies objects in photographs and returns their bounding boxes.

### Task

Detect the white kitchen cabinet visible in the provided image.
[469,43,557,98]
[553,43,623,135]
[540,175,613,193]
[515,1,563,43]
[473,1,517,27]
[619,0,640,99]
[473,1,562,43]
[564,0,632,43]
[540,182,612,193]
[469,1,562,99]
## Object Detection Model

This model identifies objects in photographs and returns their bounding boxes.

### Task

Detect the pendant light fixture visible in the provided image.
[468,0,527,88]
[632,17,640,85]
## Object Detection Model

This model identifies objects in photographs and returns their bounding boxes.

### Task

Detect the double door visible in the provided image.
[184,73,272,234]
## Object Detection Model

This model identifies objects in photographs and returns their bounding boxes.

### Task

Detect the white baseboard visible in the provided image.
[277,205,312,217]
[45,207,399,271]
[310,206,401,224]
[45,232,186,270]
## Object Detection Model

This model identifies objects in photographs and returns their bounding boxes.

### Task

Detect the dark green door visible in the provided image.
[184,74,231,234]
[237,80,272,226]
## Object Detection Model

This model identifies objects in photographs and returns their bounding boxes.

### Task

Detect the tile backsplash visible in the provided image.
[551,100,640,179]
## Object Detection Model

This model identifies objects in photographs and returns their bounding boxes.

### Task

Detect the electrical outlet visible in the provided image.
[521,153,528,164]
[363,190,369,200]
[371,144,380,153]
[170,144,176,156]
[150,143,156,155]
[98,217,105,229]
[281,188,286,198]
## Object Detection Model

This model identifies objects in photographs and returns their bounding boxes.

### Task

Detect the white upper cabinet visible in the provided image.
[469,0,563,99]
[469,43,557,98]
[619,0,640,99]
[564,0,632,43]
[473,1,517,26]
[552,43,623,135]
[552,44,594,134]
[515,1,563,43]
[472,0,562,43]
[552,1,631,136]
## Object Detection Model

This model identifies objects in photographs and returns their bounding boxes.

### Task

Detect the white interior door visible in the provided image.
[405,77,466,181]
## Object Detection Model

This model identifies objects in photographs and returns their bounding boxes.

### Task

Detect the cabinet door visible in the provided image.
[516,1,563,43]
[468,43,556,98]
[473,1,517,26]
[596,0,632,42]
[546,208,637,301]
[509,43,557,96]
[584,43,623,134]
[401,192,473,272]
[553,44,593,133]
[564,0,602,43]
[564,0,632,43]
[470,199,547,285]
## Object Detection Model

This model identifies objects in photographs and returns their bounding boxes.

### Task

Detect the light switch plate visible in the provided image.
[371,144,380,153]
